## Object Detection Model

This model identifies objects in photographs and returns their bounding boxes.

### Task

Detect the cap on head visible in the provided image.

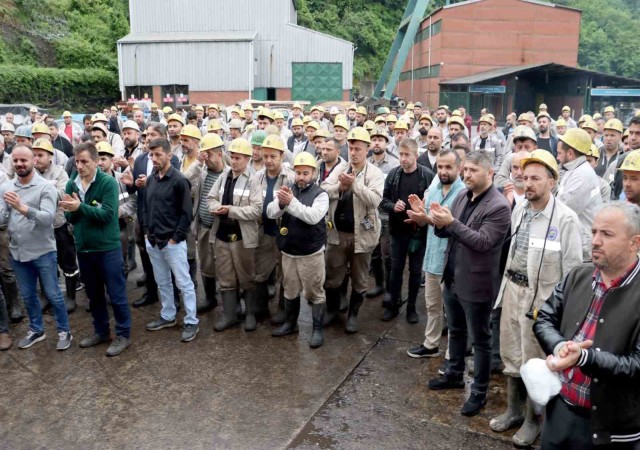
[167,113,185,126]
[394,120,409,131]
[512,125,537,143]
[370,127,389,142]
[122,120,140,132]
[356,106,367,115]
[559,128,592,155]
[306,121,320,131]
[521,149,559,179]
[92,113,108,123]
[91,122,108,135]
[604,119,624,134]
[163,106,173,114]
[348,126,371,144]
[604,106,615,114]
[293,151,317,169]
[262,134,285,152]
[96,141,115,157]
[62,111,72,118]
[32,138,54,154]
[290,118,304,128]
[619,149,640,172]
[250,130,267,146]
[199,133,224,152]
[229,138,252,156]
[32,122,51,136]
[180,124,203,140]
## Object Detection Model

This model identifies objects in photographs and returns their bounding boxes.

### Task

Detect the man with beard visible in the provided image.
[167,113,185,158]
[346,104,357,128]
[287,102,304,129]
[318,137,348,184]
[249,130,266,175]
[366,128,399,299]
[618,149,640,206]
[560,105,577,129]
[333,116,350,161]
[535,112,558,157]
[596,119,623,179]
[415,114,433,154]
[435,106,449,143]
[355,107,367,127]
[417,128,443,173]
[380,138,433,322]
[287,118,310,156]
[387,120,409,158]
[610,117,640,199]
[502,150,530,207]
[491,150,582,447]
[133,110,147,137]
[113,121,142,172]
[148,103,161,123]
[267,152,330,348]
[472,115,505,170]
[495,126,538,188]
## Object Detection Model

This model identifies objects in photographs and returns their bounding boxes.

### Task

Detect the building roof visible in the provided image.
[425,0,580,20]
[440,62,640,86]
[118,31,257,44]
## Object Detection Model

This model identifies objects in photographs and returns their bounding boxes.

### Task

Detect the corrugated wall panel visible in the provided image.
[119,42,252,91]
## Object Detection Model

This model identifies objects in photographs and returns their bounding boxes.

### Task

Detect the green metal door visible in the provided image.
[292,63,343,104]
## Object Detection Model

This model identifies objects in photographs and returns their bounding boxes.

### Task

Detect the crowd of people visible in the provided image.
[1,99,640,449]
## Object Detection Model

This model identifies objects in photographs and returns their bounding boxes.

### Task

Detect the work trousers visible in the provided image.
[255,232,279,283]
[196,226,216,278]
[325,231,372,293]
[215,240,256,291]
[281,251,326,303]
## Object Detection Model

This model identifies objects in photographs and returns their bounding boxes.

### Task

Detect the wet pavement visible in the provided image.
[0,267,528,449]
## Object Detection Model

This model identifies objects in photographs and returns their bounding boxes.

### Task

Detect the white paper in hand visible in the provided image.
[520,358,562,414]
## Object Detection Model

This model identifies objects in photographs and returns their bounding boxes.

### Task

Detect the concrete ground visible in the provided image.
[0,266,530,450]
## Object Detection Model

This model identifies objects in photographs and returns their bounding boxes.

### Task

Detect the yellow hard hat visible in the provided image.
[406,102,415,110]
[167,113,185,126]
[334,117,349,130]
[313,128,331,139]
[619,149,640,172]
[310,105,324,114]
[292,102,303,110]
[517,113,532,124]
[479,114,495,125]
[604,106,615,114]
[229,138,252,156]
[31,122,51,135]
[242,103,254,112]
[580,119,598,132]
[439,104,449,111]
[208,104,219,111]
[32,138,54,154]
[512,125,537,143]
[302,115,312,124]
[273,111,284,121]
[239,110,246,119]
[96,141,115,156]
[604,118,624,133]
[521,149,560,179]
[578,114,593,124]
[592,113,603,121]
[207,120,222,132]
[562,105,571,112]
[556,118,567,127]
[258,109,275,121]
[306,121,320,131]
[374,116,386,124]
[291,118,304,127]
[151,103,158,109]
[163,106,173,114]
[363,120,375,132]
[194,105,204,112]
[539,103,548,110]
[559,128,592,155]
[293,151,317,169]
[262,134,285,152]
[394,120,409,131]
[62,111,72,118]
[418,114,433,125]
[451,109,462,117]
[348,104,357,112]
[588,143,600,159]
[91,113,108,123]
[370,127,390,141]
[111,106,118,112]
[536,111,552,121]
[623,129,630,139]
[386,114,398,123]
[199,133,224,152]
[448,116,465,128]
[348,126,371,144]
[356,106,367,115]
[406,111,415,119]
[132,104,140,111]
[180,124,202,140]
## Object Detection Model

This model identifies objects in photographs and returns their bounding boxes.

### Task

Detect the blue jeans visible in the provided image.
[146,240,198,325]
[443,282,492,395]
[10,251,70,334]
[78,248,131,338]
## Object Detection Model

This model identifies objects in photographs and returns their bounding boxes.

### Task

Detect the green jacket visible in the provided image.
[64,169,121,253]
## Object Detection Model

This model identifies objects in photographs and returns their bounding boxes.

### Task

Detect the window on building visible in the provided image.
[399,64,441,82]
[161,85,190,109]
[414,19,442,43]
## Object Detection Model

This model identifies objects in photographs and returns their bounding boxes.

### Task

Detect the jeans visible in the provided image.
[10,251,70,334]
[443,282,492,395]
[78,248,132,338]
[389,234,426,304]
[146,240,198,325]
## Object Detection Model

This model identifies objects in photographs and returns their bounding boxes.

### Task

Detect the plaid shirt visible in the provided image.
[560,261,639,408]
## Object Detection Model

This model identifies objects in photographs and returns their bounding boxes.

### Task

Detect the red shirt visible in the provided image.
[560,261,639,408]
[64,123,73,142]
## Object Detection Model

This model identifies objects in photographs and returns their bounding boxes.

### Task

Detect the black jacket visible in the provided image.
[128,151,180,220]
[534,262,640,445]
[380,164,434,236]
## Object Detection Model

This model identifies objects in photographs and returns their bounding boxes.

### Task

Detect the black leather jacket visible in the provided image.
[534,262,640,446]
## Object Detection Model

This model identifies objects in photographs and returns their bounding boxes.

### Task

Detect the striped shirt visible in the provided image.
[511,208,540,273]
[197,169,221,228]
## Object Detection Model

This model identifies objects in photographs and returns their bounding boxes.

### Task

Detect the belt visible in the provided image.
[507,269,529,287]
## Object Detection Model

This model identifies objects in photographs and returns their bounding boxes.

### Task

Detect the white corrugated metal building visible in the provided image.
[117,0,354,107]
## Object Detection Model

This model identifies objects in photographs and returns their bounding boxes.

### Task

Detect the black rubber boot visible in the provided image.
[382,298,399,321]
[405,272,421,324]
[406,301,419,324]
[309,303,326,348]
[214,290,239,332]
[127,239,137,271]
[4,280,24,323]
[512,398,541,448]
[272,297,300,337]
[339,274,349,312]
[243,289,257,332]
[366,257,385,298]
[271,288,286,326]
[345,291,365,334]
[197,275,217,313]
[255,281,271,320]
[64,275,78,314]
[323,287,341,326]
[489,376,526,433]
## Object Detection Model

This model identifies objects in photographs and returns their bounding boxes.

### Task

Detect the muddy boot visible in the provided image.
[382,297,399,321]
[272,297,300,337]
[345,291,365,334]
[243,289,257,332]
[214,290,239,332]
[323,287,341,326]
[512,399,541,448]
[339,275,349,312]
[489,376,526,432]
[4,280,24,323]
[366,258,384,298]
[271,288,286,326]
[309,303,326,348]
[197,276,217,313]
[64,275,78,314]
[255,281,271,320]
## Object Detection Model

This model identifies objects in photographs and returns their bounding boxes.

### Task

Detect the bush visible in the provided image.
[0,65,120,110]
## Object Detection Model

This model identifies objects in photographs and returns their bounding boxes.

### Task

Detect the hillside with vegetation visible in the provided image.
[0,0,637,109]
